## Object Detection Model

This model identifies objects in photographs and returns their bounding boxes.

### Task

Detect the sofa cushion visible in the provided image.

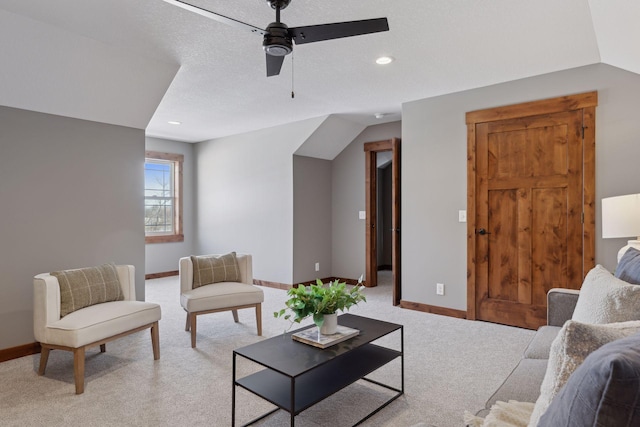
[485,358,548,409]
[615,247,640,285]
[538,332,640,427]
[52,263,124,317]
[523,326,561,359]
[572,265,640,324]
[528,320,640,427]
[191,252,240,288]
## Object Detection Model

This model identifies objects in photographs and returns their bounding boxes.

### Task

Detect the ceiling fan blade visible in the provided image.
[266,54,285,77]
[162,0,265,35]
[289,18,388,45]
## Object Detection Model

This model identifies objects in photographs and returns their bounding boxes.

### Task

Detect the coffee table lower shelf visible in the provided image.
[236,343,400,415]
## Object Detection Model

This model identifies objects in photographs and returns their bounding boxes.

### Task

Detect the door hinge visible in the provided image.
[581,212,584,224]
[581,126,585,139]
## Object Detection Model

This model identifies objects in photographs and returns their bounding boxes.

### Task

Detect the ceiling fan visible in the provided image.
[163,0,389,77]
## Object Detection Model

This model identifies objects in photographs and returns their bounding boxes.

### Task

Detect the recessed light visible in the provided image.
[167,121,181,125]
[376,56,394,65]
[374,113,386,119]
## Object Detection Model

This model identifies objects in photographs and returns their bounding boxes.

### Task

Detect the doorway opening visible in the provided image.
[364,138,401,305]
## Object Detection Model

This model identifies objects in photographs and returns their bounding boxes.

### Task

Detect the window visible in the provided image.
[145,151,184,243]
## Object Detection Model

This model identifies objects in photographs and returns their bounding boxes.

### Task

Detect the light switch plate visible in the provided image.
[458,210,467,223]
[359,211,366,220]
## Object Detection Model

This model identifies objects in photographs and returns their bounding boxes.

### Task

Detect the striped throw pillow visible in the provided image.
[52,263,124,317]
[191,252,240,288]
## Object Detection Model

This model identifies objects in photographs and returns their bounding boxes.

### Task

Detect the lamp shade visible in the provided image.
[602,193,640,238]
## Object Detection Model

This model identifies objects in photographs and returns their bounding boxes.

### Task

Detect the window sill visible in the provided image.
[146,234,184,244]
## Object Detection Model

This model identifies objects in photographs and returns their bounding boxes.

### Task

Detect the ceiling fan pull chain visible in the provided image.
[291,53,295,99]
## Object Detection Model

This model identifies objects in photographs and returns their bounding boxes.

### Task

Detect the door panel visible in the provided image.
[531,187,568,306]
[487,189,519,303]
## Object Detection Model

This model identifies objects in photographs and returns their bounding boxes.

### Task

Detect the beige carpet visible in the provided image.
[0,272,535,426]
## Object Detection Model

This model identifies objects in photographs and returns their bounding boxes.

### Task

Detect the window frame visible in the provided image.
[145,150,184,244]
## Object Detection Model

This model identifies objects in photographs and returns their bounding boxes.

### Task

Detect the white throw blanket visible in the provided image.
[464,400,534,427]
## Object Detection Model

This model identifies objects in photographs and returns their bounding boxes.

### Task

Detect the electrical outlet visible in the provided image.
[315,262,320,272]
[436,283,445,295]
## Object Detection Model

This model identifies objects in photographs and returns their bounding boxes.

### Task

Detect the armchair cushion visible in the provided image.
[52,263,124,317]
[181,282,264,313]
[191,252,240,288]
[43,300,161,348]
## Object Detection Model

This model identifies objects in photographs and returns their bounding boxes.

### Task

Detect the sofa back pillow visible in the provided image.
[615,247,640,285]
[572,265,640,324]
[528,320,640,427]
[52,263,124,317]
[538,332,640,427]
[191,252,240,288]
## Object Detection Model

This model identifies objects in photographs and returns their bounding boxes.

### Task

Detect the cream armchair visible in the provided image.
[179,253,263,348]
[33,264,161,394]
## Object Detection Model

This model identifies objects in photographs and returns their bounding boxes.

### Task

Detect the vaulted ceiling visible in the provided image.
[0,0,638,142]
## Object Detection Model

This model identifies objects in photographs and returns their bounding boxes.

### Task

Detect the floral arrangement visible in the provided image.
[274,277,366,327]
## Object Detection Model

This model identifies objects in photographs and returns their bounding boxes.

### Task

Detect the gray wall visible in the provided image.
[145,137,195,274]
[195,118,400,286]
[194,119,324,284]
[402,63,640,311]
[331,121,402,281]
[0,106,145,349]
[292,155,332,283]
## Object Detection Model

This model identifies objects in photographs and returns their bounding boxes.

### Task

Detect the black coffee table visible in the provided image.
[232,314,404,426]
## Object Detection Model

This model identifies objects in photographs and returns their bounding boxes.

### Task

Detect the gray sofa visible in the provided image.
[476,288,580,418]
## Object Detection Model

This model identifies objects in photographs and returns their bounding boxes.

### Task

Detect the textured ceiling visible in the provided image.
[0,0,638,142]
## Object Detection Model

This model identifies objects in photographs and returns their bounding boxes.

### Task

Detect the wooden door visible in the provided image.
[365,138,401,305]
[467,93,596,329]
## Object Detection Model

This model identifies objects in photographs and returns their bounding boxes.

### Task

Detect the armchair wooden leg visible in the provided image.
[38,345,51,375]
[232,309,239,323]
[190,313,197,348]
[73,347,86,394]
[151,321,160,360]
[100,344,106,353]
[255,304,262,336]
[185,312,190,332]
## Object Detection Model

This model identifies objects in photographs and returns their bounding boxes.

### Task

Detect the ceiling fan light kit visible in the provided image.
[263,22,292,57]
[163,0,389,77]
